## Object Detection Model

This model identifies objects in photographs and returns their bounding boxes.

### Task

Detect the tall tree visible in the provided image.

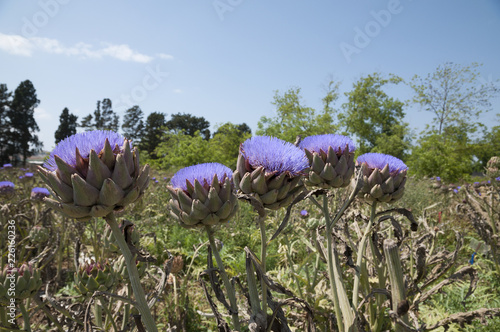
[122,105,145,143]
[166,113,211,140]
[0,84,12,164]
[8,80,42,165]
[55,108,78,144]
[210,122,252,168]
[257,83,340,143]
[140,112,167,159]
[340,73,410,159]
[80,98,120,132]
[408,63,499,180]
[410,62,499,136]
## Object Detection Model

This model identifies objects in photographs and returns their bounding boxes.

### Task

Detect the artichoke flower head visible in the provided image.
[299,134,356,189]
[38,130,149,221]
[355,153,408,203]
[233,136,309,210]
[168,163,239,228]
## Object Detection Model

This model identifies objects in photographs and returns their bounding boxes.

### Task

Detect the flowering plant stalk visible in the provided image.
[234,136,309,328]
[168,163,240,330]
[38,130,157,331]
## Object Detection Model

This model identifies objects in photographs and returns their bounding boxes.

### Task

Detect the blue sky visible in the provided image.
[0,0,499,151]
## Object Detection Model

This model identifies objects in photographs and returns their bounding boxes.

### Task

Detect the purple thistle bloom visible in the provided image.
[436,177,441,181]
[356,153,408,174]
[457,186,461,190]
[31,187,51,200]
[300,209,309,217]
[163,177,167,180]
[497,177,500,182]
[453,189,458,194]
[171,163,233,191]
[43,130,128,171]
[0,181,15,189]
[19,176,24,179]
[152,177,156,181]
[241,136,308,176]
[24,172,34,177]
[0,181,15,196]
[2,163,12,168]
[299,134,356,154]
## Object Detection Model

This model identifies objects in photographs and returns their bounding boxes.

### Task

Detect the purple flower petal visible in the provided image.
[0,181,15,189]
[299,134,356,154]
[31,187,50,195]
[241,136,308,176]
[356,153,408,173]
[43,130,128,171]
[171,163,233,191]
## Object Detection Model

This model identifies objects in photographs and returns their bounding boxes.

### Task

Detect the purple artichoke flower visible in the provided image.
[31,187,51,201]
[299,134,356,188]
[233,136,308,210]
[355,153,408,203]
[2,163,12,168]
[38,130,149,221]
[0,181,15,198]
[168,163,238,228]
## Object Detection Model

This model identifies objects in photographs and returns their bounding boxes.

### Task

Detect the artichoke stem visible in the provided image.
[205,225,241,331]
[258,213,268,327]
[352,201,376,308]
[19,301,32,332]
[104,213,158,332]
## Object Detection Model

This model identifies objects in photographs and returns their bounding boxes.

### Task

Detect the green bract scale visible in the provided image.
[233,136,309,210]
[355,153,408,203]
[74,261,118,296]
[0,263,42,304]
[168,163,239,228]
[114,256,147,282]
[299,134,356,189]
[38,130,149,222]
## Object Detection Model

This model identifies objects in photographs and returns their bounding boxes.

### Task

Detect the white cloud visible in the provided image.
[34,107,51,120]
[173,89,183,94]
[157,53,174,60]
[0,33,173,63]
[0,33,34,56]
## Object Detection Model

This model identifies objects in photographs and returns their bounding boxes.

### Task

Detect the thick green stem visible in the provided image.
[122,285,131,331]
[104,213,158,332]
[205,225,241,331]
[384,239,409,332]
[323,195,355,332]
[94,299,102,327]
[258,215,268,323]
[352,202,377,308]
[19,301,31,332]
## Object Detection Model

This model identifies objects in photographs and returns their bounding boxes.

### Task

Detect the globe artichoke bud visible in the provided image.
[29,225,50,244]
[355,153,408,203]
[0,181,15,199]
[486,156,500,178]
[299,134,356,189]
[103,222,141,254]
[74,261,118,296]
[0,263,42,304]
[233,136,309,210]
[30,187,51,201]
[38,130,149,222]
[114,256,146,282]
[168,163,239,228]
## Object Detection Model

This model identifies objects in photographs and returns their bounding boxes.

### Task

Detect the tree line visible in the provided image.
[1,62,498,181]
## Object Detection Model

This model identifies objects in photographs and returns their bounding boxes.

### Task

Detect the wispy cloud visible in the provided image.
[173,89,183,94]
[34,107,52,120]
[0,33,173,63]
